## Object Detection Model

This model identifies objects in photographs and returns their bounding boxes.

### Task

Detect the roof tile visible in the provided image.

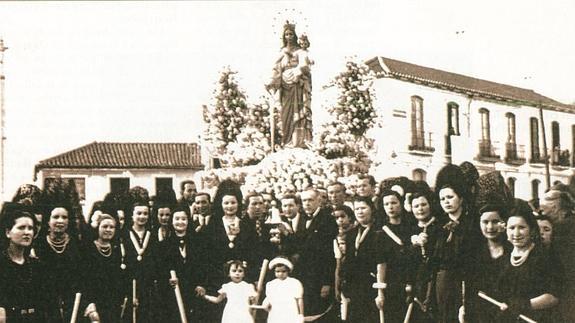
[367,56,572,111]
[36,142,203,171]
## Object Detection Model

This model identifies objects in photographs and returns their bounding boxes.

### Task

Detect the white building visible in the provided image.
[365,56,575,202]
[34,142,204,216]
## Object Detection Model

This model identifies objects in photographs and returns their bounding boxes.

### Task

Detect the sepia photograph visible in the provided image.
[0,1,573,322]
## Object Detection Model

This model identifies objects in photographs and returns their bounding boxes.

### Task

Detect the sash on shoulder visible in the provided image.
[382,225,403,246]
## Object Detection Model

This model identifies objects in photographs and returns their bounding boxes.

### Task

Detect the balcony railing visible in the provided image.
[551,148,571,167]
[409,132,435,153]
[529,149,545,164]
[504,142,526,165]
[477,140,501,162]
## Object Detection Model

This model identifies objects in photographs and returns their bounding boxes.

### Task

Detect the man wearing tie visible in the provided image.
[296,188,339,322]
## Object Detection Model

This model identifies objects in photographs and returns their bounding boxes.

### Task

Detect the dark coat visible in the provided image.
[341,225,386,323]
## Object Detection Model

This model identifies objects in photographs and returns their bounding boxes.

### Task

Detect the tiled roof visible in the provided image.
[366,56,572,112]
[35,142,203,172]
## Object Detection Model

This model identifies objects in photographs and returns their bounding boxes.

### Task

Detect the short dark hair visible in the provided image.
[194,192,211,201]
[327,181,345,190]
[180,180,196,192]
[224,259,248,276]
[333,204,354,220]
[508,199,541,245]
[281,193,301,205]
[358,174,376,187]
[353,195,376,212]
[1,203,38,247]
[244,192,264,207]
[479,202,508,221]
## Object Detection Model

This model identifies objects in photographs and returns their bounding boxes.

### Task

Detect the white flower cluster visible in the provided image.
[221,127,272,167]
[243,148,369,196]
[202,67,249,156]
[328,61,377,137]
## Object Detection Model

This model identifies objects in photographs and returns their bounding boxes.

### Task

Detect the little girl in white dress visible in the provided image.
[204,260,256,323]
[263,257,304,323]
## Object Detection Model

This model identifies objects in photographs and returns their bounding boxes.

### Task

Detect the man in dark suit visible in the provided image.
[243,192,273,282]
[295,188,338,321]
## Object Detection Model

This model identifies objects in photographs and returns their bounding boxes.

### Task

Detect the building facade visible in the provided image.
[35,142,203,217]
[365,56,575,202]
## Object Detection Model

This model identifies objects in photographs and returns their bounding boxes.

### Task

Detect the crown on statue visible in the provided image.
[283,20,296,32]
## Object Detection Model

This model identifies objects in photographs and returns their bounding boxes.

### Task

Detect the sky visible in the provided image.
[0,0,573,198]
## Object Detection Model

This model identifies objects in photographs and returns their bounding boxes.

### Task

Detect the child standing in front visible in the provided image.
[263,257,304,323]
[204,260,256,323]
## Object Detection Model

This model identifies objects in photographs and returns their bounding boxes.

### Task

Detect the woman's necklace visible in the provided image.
[510,243,535,267]
[129,229,150,261]
[488,243,504,259]
[47,234,70,254]
[223,216,240,249]
[94,240,112,258]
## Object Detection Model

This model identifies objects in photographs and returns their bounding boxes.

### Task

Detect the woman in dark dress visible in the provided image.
[122,196,160,323]
[33,204,83,323]
[151,189,177,243]
[409,189,440,323]
[433,165,480,323]
[158,206,208,323]
[82,213,124,323]
[467,203,512,323]
[202,179,256,322]
[378,189,415,323]
[0,206,48,323]
[206,179,257,282]
[340,196,386,323]
[495,202,560,323]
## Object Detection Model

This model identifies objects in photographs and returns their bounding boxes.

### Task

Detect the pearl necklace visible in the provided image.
[94,240,112,258]
[129,229,150,261]
[510,244,535,267]
[47,234,70,254]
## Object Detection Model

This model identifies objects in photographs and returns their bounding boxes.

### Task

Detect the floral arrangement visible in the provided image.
[221,127,272,167]
[242,148,370,196]
[328,61,377,137]
[312,122,374,160]
[243,148,332,195]
[312,60,377,165]
[245,98,283,150]
[219,97,282,167]
[202,67,249,156]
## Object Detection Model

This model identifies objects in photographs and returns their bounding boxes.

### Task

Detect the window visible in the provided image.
[506,113,516,144]
[43,177,85,203]
[68,178,86,202]
[155,177,173,195]
[507,177,516,198]
[552,121,560,150]
[552,121,561,165]
[411,96,425,147]
[412,169,427,182]
[479,108,491,142]
[530,117,540,161]
[110,178,130,194]
[447,102,460,136]
[531,179,540,201]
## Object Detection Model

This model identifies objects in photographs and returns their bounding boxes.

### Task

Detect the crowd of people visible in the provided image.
[0,161,574,323]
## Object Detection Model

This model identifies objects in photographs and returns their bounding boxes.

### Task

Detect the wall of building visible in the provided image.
[369,77,575,201]
[36,168,200,219]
